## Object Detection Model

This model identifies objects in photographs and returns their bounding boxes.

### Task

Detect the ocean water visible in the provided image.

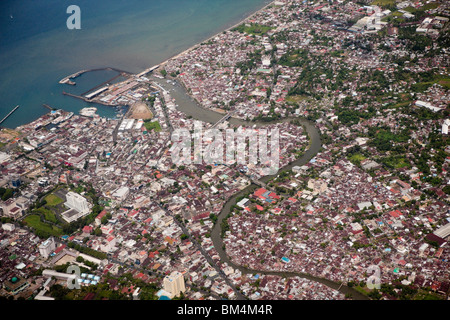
[0,0,270,128]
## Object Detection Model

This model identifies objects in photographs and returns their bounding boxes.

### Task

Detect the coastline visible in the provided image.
[157,0,276,69]
[1,0,360,300]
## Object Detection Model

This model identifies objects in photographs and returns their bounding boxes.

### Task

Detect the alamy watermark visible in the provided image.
[170,121,280,176]
[66,265,81,289]
[366,265,381,290]
[66,5,81,30]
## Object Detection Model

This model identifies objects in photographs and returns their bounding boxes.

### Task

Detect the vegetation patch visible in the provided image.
[349,153,366,166]
[233,23,274,36]
[24,214,63,238]
[44,194,64,206]
[144,120,162,132]
[381,156,410,169]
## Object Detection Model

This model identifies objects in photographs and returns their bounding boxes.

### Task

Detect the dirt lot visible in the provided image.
[0,128,20,144]
[54,254,76,266]
[128,101,153,120]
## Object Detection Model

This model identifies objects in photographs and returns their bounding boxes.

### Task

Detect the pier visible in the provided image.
[59,67,132,86]
[81,73,124,97]
[136,65,159,78]
[0,105,19,125]
[43,104,54,111]
[62,91,112,106]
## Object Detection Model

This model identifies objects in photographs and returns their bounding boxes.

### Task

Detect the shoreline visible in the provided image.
[1,0,275,131]
[157,0,276,69]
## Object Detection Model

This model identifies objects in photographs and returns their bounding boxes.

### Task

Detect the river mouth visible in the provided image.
[150,74,369,300]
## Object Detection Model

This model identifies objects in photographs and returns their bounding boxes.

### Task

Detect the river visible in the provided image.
[150,76,369,300]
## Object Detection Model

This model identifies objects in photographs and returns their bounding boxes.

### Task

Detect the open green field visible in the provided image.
[44,194,64,206]
[33,207,59,223]
[233,23,273,36]
[414,289,445,300]
[349,153,367,164]
[372,0,396,7]
[144,120,162,132]
[24,214,63,237]
[285,95,310,105]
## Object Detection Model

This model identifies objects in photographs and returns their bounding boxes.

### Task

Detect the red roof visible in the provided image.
[82,225,93,233]
[254,188,268,197]
[54,244,66,254]
[96,210,107,220]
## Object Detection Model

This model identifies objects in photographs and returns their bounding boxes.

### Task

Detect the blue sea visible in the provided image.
[0,0,270,128]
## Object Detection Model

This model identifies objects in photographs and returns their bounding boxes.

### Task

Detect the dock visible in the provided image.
[59,67,132,86]
[81,73,124,96]
[136,65,159,78]
[62,91,112,106]
[0,105,19,125]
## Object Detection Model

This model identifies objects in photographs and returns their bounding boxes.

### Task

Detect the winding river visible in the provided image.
[151,76,369,300]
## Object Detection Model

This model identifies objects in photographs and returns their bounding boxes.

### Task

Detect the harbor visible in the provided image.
[59,67,132,86]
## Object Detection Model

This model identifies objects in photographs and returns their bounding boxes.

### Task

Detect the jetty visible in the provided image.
[0,105,19,125]
[43,104,54,111]
[136,65,159,78]
[62,91,112,106]
[59,67,132,86]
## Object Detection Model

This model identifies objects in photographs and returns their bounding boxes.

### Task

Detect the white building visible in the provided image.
[442,119,450,135]
[415,100,443,112]
[112,186,130,201]
[61,192,91,223]
[39,237,56,258]
[163,271,186,298]
[1,223,15,232]
[65,192,89,214]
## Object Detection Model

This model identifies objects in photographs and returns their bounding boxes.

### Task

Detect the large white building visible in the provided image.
[62,192,90,223]
[38,237,56,258]
[163,271,186,298]
[65,192,89,213]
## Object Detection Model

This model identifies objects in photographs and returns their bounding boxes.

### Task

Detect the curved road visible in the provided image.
[151,76,369,300]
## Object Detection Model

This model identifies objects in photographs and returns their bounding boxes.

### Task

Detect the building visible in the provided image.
[442,119,450,135]
[10,176,21,188]
[112,186,130,201]
[3,276,29,296]
[434,223,450,241]
[65,192,89,214]
[1,223,15,232]
[163,271,186,298]
[1,199,22,218]
[415,100,443,112]
[61,192,90,223]
[38,237,56,258]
